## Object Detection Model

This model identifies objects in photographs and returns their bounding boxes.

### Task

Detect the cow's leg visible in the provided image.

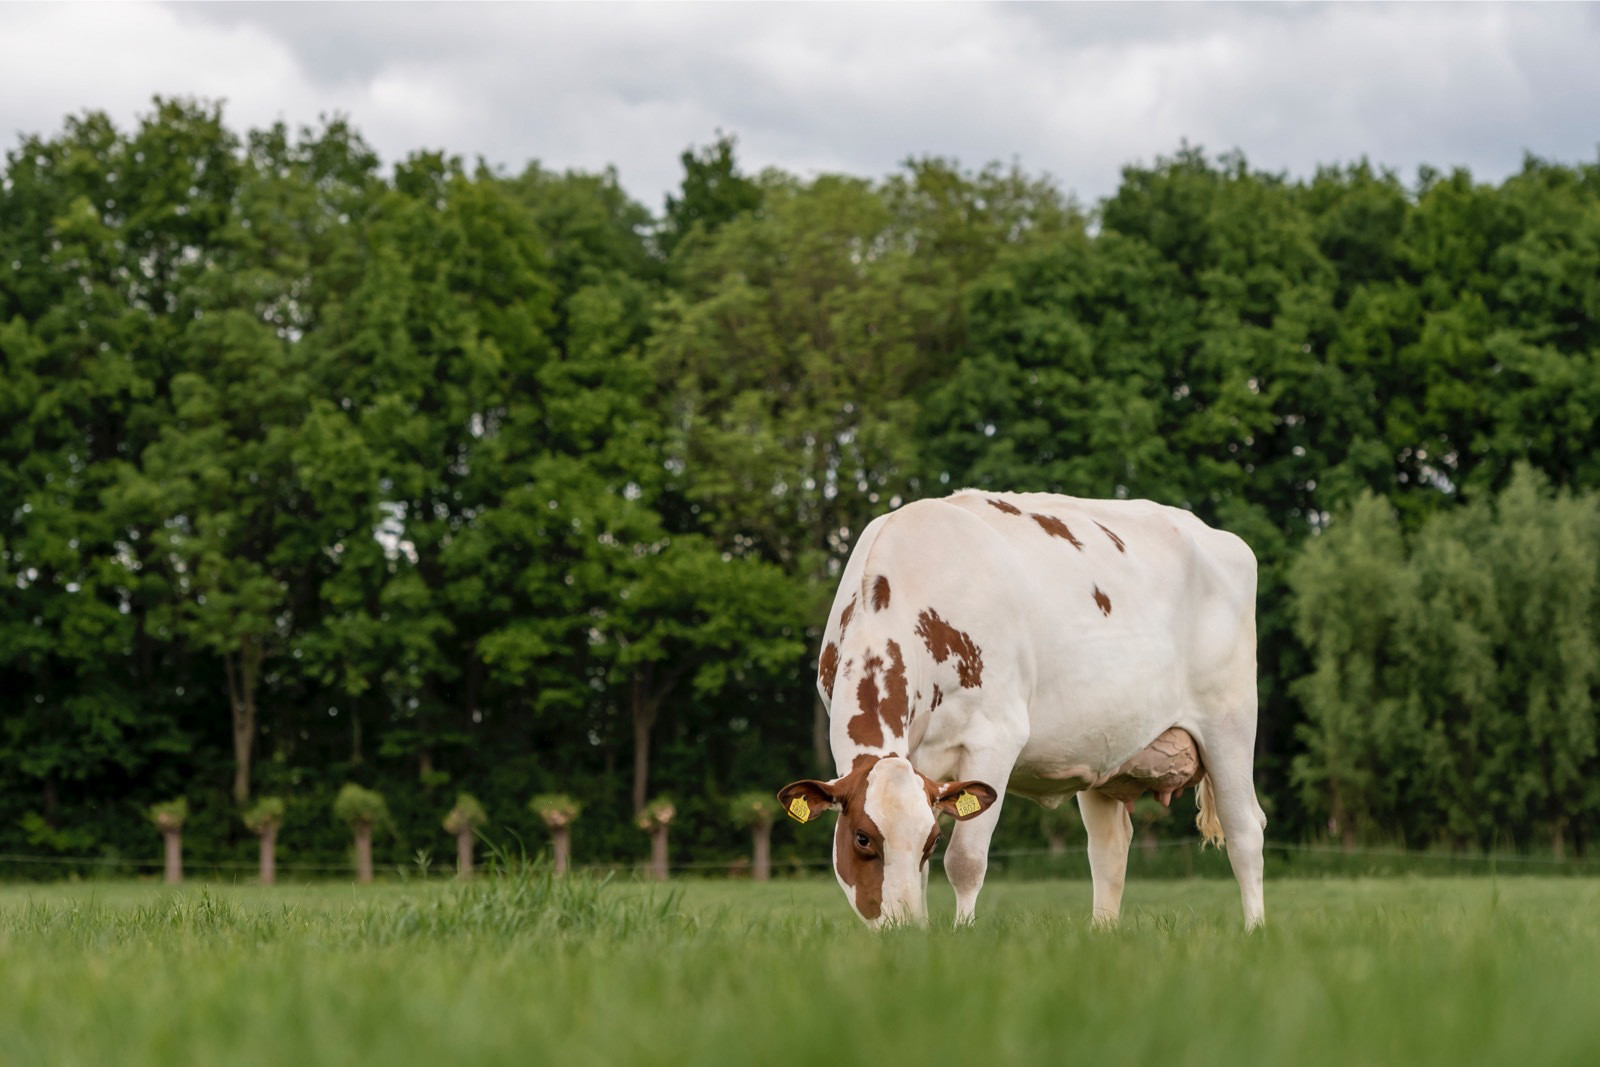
[1077,788,1133,926]
[942,758,1012,926]
[1198,729,1267,929]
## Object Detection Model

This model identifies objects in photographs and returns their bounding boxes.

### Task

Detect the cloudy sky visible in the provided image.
[4,2,1598,211]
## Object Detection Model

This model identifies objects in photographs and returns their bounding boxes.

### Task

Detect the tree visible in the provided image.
[726,791,777,882]
[1461,468,1600,852]
[653,172,944,768]
[333,784,389,884]
[530,793,582,876]
[243,796,285,885]
[659,134,763,260]
[0,103,223,839]
[148,797,188,885]
[1288,493,1420,846]
[603,535,805,813]
[1287,469,1600,849]
[441,792,488,878]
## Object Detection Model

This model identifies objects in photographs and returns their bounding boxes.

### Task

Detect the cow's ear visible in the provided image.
[933,781,999,821]
[777,779,842,825]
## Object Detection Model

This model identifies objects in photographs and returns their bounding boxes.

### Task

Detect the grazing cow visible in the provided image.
[779,490,1265,929]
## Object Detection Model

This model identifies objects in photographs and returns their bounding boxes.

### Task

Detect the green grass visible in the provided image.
[3,871,1599,1066]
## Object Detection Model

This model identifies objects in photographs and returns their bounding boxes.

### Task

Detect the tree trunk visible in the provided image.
[350,692,363,766]
[632,672,659,815]
[1045,831,1067,857]
[552,827,571,877]
[224,639,262,806]
[630,663,688,814]
[650,824,669,882]
[1139,825,1158,851]
[751,823,772,883]
[1330,789,1356,851]
[1552,820,1567,859]
[456,829,474,878]
[353,822,374,884]
[42,778,59,827]
[259,825,277,885]
[812,693,831,774]
[162,829,182,885]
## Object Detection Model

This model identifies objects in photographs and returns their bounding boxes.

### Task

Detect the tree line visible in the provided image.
[3,98,1599,877]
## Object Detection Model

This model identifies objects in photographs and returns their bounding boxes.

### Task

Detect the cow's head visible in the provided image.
[778,755,997,927]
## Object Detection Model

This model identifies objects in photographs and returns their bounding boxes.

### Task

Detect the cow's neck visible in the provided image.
[837,746,908,778]
[836,636,914,755]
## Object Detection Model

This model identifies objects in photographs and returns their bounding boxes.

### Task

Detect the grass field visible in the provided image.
[3,870,1599,1066]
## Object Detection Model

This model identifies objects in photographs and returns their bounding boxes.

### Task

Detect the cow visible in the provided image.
[778,489,1265,929]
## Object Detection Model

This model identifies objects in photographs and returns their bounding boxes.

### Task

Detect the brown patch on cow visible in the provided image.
[929,685,943,713]
[871,575,891,612]
[847,702,884,747]
[987,498,1022,516]
[1095,522,1126,552]
[1093,585,1112,616]
[1096,728,1204,805]
[914,609,985,689]
[848,639,911,745]
[838,595,857,638]
[818,642,839,695]
[1030,512,1084,549]
[827,756,886,920]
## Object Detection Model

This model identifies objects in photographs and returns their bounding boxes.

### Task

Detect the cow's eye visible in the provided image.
[854,830,872,850]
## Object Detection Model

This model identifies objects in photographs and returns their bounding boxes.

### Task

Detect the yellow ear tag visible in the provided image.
[788,796,811,824]
[955,791,981,817]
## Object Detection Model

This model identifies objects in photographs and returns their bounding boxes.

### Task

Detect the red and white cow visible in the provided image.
[779,490,1265,928]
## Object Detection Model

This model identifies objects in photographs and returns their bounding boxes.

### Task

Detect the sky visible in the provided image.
[3,1,1599,212]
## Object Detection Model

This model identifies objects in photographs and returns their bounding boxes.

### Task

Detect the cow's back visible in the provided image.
[819,490,1256,786]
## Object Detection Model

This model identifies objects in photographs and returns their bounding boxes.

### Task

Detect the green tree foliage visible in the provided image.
[442,793,488,835]
[658,134,763,260]
[5,101,1600,875]
[332,784,390,829]
[242,796,286,835]
[1290,468,1600,850]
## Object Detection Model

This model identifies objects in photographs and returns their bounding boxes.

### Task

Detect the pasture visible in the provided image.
[3,871,1598,1066]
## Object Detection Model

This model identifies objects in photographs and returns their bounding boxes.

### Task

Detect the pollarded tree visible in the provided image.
[442,793,488,878]
[333,784,389,884]
[242,796,285,885]
[529,793,581,877]
[726,791,777,882]
[636,796,676,882]
[148,798,188,885]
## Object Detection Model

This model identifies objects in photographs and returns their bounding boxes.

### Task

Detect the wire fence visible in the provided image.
[4,838,1600,880]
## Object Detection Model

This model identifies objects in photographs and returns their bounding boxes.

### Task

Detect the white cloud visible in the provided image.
[2,1,1597,214]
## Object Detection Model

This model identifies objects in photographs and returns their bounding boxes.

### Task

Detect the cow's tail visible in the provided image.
[1195,775,1225,849]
